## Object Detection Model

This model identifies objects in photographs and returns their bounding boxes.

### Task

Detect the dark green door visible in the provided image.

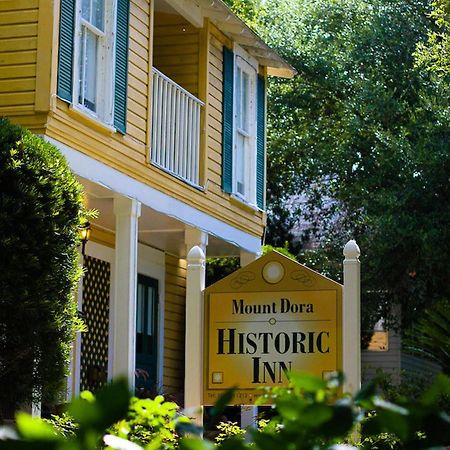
[135,274,158,395]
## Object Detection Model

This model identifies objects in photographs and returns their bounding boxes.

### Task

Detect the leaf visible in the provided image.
[209,388,236,417]
[180,437,215,450]
[15,413,59,441]
[354,379,377,405]
[103,434,143,450]
[288,372,327,392]
[217,436,248,450]
[175,421,203,436]
[298,403,333,427]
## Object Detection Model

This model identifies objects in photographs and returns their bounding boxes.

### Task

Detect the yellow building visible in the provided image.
[0,0,294,402]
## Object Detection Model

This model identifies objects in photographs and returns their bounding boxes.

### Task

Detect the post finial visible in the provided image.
[343,240,360,260]
[187,245,206,264]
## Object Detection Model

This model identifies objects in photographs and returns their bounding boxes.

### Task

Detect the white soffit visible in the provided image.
[45,136,261,254]
[167,0,296,78]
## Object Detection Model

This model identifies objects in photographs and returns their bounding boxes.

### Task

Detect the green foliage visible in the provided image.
[206,245,297,287]
[358,422,402,450]
[261,243,296,260]
[415,0,450,75]
[214,422,245,444]
[404,299,450,374]
[247,0,450,330]
[2,374,450,449]
[44,413,78,438]
[109,395,190,449]
[0,118,85,419]
[206,256,240,287]
[221,0,264,32]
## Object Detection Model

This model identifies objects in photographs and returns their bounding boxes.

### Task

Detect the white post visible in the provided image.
[343,240,361,395]
[112,196,141,390]
[185,226,208,255]
[240,249,260,428]
[184,245,206,424]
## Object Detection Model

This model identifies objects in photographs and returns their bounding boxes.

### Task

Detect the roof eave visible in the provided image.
[200,0,297,78]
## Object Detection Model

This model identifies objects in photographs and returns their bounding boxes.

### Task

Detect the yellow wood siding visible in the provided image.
[2,2,265,240]
[153,13,199,97]
[201,24,266,233]
[0,0,38,114]
[163,254,186,394]
[127,0,151,145]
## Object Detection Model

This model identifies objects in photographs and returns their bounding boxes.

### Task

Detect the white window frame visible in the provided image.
[233,45,258,205]
[73,0,116,125]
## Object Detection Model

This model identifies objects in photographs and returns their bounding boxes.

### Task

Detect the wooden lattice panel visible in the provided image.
[80,255,111,392]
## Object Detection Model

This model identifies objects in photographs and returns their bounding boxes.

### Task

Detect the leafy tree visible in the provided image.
[243,0,450,330]
[415,0,450,74]
[0,119,85,419]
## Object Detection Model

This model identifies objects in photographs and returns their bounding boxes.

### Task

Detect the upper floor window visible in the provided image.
[234,55,257,201]
[75,0,114,121]
[222,45,266,210]
[57,0,130,133]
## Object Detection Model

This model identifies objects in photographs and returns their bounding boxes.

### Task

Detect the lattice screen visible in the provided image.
[80,255,111,392]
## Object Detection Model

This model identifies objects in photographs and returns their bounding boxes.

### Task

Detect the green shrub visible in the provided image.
[1,373,450,449]
[44,413,78,438]
[214,422,246,444]
[0,118,85,419]
[109,395,189,449]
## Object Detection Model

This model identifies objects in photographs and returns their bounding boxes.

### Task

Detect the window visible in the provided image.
[234,57,256,200]
[74,0,114,121]
[57,0,129,133]
[222,45,266,209]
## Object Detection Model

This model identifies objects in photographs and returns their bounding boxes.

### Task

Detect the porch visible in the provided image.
[150,3,205,188]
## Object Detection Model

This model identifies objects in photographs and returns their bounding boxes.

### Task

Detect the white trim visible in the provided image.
[46,137,261,254]
[137,244,165,393]
[232,44,258,206]
[73,0,115,124]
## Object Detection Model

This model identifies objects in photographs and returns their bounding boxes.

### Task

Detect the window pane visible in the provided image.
[242,71,249,132]
[136,284,143,333]
[79,26,98,112]
[236,67,242,128]
[81,0,90,21]
[146,287,154,336]
[92,0,105,31]
[236,132,246,195]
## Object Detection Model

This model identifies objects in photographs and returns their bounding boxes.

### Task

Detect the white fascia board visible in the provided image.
[45,136,261,254]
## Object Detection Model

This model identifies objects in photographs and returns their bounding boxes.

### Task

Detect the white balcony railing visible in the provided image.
[151,68,204,186]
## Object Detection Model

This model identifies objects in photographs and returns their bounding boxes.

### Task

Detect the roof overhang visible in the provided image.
[165,0,296,78]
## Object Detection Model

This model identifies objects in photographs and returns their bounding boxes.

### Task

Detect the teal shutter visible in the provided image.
[57,0,75,102]
[222,46,234,193]
[114,0,130,134]
[256,75,266,210]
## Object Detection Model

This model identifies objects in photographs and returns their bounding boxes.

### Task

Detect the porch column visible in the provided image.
[240,249,260,428]
[185,226,208,255]
[343,240,361,394]
[184,227,207,424]
[112,196,141,389]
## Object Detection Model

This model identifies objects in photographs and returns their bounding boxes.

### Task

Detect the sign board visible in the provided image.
[204,251,342,405]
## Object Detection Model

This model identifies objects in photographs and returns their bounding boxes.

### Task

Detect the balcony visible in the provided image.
[150,68,204,187]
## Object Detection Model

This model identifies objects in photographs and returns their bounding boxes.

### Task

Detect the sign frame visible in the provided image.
[203,251,342,405]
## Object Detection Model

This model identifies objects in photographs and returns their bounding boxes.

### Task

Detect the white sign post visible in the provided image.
[343,240,361,395]
[184,245,205,425]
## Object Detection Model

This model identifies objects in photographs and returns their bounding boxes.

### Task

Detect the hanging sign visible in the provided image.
[203,251,342,405]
